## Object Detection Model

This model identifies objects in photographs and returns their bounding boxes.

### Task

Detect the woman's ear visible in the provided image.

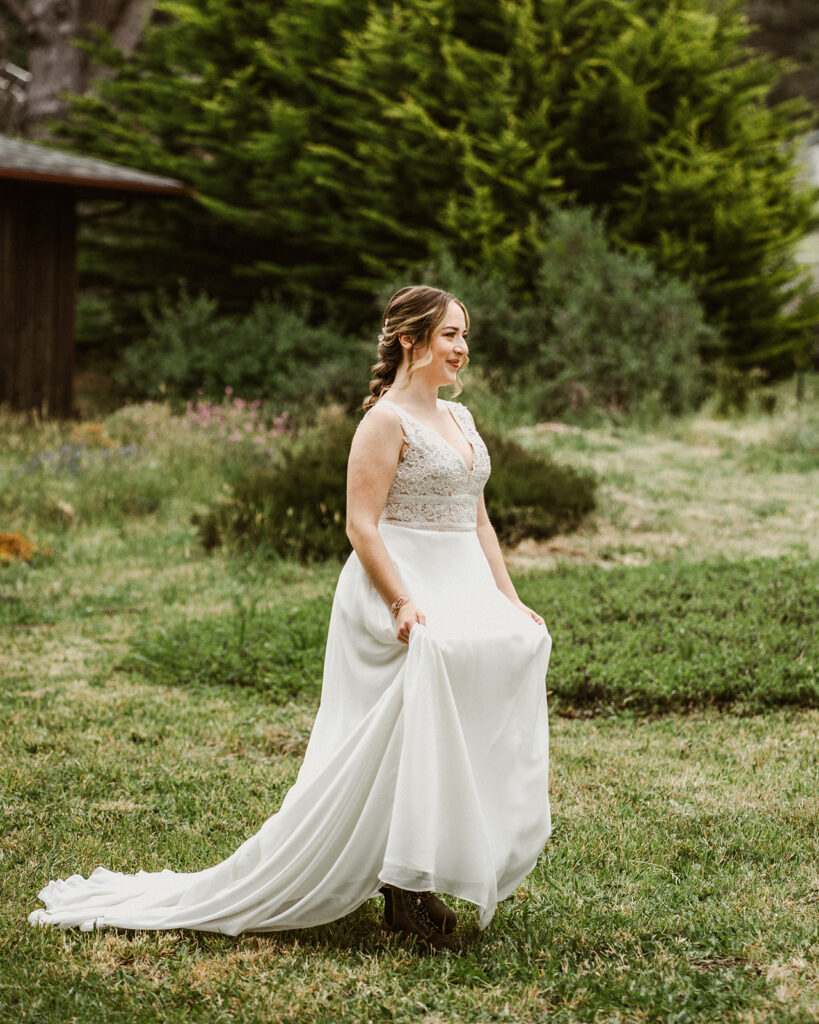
[398,333,414,351]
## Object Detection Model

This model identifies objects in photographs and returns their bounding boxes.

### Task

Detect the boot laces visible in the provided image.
[407,892,437,936]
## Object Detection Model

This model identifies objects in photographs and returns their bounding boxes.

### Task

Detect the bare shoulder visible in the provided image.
[350,402,404,459]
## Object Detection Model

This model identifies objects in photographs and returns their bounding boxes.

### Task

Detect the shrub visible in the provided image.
[0,533,47,565]
[530,209,718,416]
[409,208,718,419]
[195,406,356,562]
[481,426,597,546]
[116,287,368,410]
[195,405,597,560]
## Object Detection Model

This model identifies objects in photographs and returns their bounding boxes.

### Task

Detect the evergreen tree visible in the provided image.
[60,0,818,371]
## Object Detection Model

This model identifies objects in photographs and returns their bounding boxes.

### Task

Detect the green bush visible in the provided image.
[532,209,718,416]
[195,406,356,562]
[410,209,718,419]
[124,553,817,717]
[481,426,596,545]
[196,405,597,560]
[129,208,715,424]
[116,287,368,409]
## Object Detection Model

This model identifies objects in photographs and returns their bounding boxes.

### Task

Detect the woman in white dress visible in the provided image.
[29,285,552,952]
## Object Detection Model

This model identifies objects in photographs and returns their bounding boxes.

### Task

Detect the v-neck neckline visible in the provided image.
[380,398,475,474]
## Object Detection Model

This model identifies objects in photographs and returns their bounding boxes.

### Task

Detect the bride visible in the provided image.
[29,285,552,953]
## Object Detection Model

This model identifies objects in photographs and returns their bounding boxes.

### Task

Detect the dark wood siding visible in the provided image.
[0,183,75,417]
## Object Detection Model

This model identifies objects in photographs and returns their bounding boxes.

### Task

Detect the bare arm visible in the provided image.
[476,492,544,626]
[345,405,426,643]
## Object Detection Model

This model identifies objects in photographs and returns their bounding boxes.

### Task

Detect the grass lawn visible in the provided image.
[1,381,817,1023]
[510,376,818,570]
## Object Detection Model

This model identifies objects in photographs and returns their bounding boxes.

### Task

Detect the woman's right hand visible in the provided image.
[395,601,426,644]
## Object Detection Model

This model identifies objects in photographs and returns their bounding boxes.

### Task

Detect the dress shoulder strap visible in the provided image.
[375,397,403,418]
[370,398,418,441]
[444,399,476,432]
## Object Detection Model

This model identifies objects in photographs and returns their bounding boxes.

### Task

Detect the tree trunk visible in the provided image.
[745,0,819,110]
[82,0,153,55]
[24,0,82,132]
[0,0,153,135]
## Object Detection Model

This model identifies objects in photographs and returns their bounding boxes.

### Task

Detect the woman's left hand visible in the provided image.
[510,597,545,626]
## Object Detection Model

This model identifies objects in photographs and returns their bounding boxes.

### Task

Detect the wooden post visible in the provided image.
[0,183,75,418]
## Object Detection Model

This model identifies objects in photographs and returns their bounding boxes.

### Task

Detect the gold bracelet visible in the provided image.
[390,594,409,618]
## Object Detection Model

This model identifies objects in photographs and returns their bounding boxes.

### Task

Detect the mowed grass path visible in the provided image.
[2,386,818,1023]
[509,378,819,570]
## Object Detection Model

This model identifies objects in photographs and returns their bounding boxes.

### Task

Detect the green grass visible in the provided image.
[1,391,818,1022]
[520,557,818,715]
[124,592,331,700]
[104,557,819,716]
[509,373,819,570]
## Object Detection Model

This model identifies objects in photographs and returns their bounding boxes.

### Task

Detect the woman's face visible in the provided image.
[419,300,469,386]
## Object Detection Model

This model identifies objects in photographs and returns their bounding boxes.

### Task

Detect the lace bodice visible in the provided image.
[373,398,490,531]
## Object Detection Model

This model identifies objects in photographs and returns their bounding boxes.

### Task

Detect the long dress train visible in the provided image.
[28,398,552,934]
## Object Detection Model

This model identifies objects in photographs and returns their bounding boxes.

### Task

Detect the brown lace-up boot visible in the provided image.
[420,892,457,934]
[379,885,458,952]
[380,884,457,934]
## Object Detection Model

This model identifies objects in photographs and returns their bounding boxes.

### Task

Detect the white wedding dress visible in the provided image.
[29,398,552,934]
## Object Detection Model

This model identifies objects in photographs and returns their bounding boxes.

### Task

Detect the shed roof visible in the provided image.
[0,134,191,197]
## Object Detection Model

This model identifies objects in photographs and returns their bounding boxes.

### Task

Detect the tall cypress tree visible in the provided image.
[61,0,818,370]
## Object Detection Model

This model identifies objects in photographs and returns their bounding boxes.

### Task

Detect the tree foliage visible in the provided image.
[60,0,819,372]
[389,207,717,418]
[115,288,368,408]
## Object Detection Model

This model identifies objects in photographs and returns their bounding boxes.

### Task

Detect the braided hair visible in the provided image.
[363,286,469,411]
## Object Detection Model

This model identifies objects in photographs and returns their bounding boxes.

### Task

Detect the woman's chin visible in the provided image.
[419,366,457,389]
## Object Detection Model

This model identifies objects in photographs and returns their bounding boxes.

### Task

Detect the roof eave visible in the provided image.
[0,166,193,197]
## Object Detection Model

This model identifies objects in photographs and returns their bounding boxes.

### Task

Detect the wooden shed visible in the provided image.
[0,135,191,418]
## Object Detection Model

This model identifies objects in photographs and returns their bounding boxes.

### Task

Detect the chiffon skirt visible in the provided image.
[29,523,552,934]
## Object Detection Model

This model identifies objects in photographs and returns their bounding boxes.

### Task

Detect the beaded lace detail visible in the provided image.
[373,399,490,532]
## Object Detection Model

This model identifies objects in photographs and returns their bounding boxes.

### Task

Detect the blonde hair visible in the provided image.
[363,285,469,411]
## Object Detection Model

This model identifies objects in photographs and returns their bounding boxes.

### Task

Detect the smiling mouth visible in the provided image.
[447,359,461,370]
